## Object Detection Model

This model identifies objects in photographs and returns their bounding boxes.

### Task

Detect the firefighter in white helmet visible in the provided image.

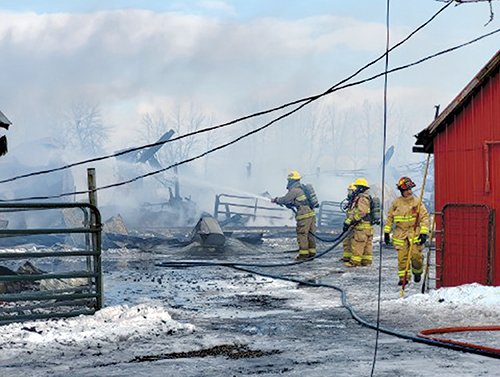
[384,176,430,286]
[343,178,373,267]
[340,182,356,262]
[271,170,317,261]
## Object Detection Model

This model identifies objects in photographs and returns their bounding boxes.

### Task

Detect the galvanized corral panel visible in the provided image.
[440,204,494,287]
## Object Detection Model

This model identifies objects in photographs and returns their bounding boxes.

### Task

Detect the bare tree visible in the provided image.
[202,113,217,178]
[167,102,205,163]
[317,103,357,172]
[140,102,205,167]
[64,102,110,156]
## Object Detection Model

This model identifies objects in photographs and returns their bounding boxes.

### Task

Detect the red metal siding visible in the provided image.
[434,66,500,287]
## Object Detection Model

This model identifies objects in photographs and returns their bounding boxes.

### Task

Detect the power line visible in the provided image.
[371,0,391,374]
[6,13,500,202]
[3,26,499,202]
[0,1,453,187]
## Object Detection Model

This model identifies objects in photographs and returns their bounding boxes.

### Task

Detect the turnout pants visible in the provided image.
[350,228,373,266]
[296,216,316,252]
[395,239,424,279]
[342,232,353,261]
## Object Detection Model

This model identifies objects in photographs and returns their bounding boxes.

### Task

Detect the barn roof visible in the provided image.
[414,49,500,153]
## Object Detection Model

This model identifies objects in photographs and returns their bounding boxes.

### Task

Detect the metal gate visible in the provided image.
[213,193,288,225]
[317,201,344,228]
[0,202,103,324]
[440,204,495,287]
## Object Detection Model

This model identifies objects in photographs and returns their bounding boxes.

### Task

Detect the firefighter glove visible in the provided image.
[384,233,391,245]
[343,221,350,233]
[418,233,427,245]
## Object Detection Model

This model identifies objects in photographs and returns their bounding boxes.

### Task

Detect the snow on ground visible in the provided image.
[0,304,195,358]
[1,238,500,376]
[407,283,500,310]
[1,282,498,352]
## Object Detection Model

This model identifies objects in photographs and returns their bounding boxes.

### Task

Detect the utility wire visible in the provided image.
[4,24,499,203]
[371,0,391,375]
[0,1,453,187]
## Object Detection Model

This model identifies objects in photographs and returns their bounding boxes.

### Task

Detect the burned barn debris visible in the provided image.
[168,214,265,249]
[0,137,76,215]
[188,216,225,247]
[114,129,197,228]
[0,258,99,324]
[0,261,87,295]
[213,193,290,226]
[0,110,11,157]
[139,186,197,228]
[101,214,190,250]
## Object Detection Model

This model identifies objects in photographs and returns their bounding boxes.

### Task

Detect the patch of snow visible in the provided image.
[405,283,500,309]
[0,303,195,351]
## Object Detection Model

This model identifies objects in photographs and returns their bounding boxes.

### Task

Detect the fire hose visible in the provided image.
[417,326,500,354]
[157,228,500,359]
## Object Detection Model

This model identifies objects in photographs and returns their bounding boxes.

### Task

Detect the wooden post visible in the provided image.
[214,194,220,219]
[87,168,97,208]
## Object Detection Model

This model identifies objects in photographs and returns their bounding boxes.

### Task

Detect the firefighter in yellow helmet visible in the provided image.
[343,178,373,267]
[384,177,430,286]
[271,170,317,261]
[340,182,356,262]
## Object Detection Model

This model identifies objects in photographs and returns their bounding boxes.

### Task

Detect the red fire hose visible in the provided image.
[418,326,500,354]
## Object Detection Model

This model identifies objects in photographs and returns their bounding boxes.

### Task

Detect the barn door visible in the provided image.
[441,204,495,287]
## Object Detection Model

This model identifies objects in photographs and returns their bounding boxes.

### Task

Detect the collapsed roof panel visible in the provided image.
[0,111,11,130]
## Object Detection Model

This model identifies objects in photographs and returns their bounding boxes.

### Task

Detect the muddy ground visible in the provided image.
[1,227,499,376]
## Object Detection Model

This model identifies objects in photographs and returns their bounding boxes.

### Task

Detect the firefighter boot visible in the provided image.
[345,255,361,268]
[414,274,421,283]
[307,249,317,260]
[398,277,409,286]
[293,250,310,261]
[344,261,360,268]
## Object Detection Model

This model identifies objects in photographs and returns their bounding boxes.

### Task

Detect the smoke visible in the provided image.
[0,6,480,229]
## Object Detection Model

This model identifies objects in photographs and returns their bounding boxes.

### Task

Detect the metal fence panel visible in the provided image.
[441,204,495,287]
[0,203,102,324]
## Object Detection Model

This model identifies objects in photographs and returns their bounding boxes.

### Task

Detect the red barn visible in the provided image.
[414,49,500,288]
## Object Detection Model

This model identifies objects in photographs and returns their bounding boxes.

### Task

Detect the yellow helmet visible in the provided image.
[287,170,301,180]
[348,183,356,191]
[354,178,369,188]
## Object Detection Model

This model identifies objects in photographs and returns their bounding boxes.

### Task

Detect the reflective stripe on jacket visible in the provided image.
[384,195,429,242]
[345,192,372,230]
[275,181,315,220]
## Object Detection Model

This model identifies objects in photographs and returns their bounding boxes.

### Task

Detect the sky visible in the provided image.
[0,0,499,219]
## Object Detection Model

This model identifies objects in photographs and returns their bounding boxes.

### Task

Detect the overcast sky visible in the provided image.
[0,1,499,209]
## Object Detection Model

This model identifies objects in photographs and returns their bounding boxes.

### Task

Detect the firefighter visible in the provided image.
[343,178,373,267]
[340,182,356,262]
[271,170,317,261]
[384,176,430,286]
